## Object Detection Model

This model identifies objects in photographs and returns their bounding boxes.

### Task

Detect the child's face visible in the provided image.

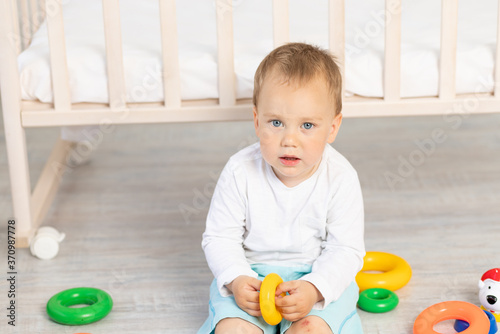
[253,74,342,187]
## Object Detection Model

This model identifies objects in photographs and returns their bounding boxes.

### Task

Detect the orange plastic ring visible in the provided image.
[413,301,489,334]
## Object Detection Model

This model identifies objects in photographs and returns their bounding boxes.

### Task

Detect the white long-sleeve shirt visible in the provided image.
[202,142,365,309]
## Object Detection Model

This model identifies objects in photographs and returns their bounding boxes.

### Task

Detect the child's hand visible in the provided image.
[227,275,262,317]
[274,280,323,322]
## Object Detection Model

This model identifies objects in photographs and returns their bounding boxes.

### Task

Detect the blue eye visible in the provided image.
[302,122,314,129]
[271,120,282,127]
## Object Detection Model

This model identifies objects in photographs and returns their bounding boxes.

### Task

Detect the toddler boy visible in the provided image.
[198,42,365,334]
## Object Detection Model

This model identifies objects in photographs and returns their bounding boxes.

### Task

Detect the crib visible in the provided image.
[1,0,500,250]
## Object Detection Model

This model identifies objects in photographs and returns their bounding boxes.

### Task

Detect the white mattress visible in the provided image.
[18,0,498,104]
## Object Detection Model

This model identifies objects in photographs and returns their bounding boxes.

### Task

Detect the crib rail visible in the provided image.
[273,0,290,47]
[329,0,345,98]
[159,0,182,108]
[384,0,401,102]
[440,0,458,100]
[45,0,71,112]
[496,2,500,98]
[102,0,126,109]
[3,0,500,127]
[216,0,237,107]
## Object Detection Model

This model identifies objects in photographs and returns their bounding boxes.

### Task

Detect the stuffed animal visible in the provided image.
[478,268,500,322]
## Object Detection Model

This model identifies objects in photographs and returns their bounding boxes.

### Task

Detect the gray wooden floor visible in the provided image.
[1,108,500,333]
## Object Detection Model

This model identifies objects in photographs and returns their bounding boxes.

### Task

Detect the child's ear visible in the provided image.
[253,106,259,132]
[327,112,343,143]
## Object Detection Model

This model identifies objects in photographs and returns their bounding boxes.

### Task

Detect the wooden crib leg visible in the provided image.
[30,138,75,245]
[5,134,75,248]
[3,113,34,247]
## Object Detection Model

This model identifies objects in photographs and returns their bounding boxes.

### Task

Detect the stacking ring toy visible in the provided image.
[413,301,489,334]
[46,287,113,325]
[358,288,399,313]
[454,310,497,334]
[260,273,285,325]
[355,251,412,291]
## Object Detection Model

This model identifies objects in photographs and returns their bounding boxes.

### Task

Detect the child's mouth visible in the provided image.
[279,156,300,166]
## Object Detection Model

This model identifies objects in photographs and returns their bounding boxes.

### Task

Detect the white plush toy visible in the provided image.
[479,268,500,322]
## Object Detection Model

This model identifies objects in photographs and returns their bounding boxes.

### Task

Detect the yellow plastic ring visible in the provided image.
[259,273,285,325]
[355,251,412,291]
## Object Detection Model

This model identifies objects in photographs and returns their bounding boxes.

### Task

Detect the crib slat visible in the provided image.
[9,0,21,55]
[495,0,500,98]
[40,0,46,26]
[102,0,126,109]
[45,0,71,111]
[19,0,31,49]
[159,0,181,108]
[30,0,41,35]
[329,0,345,99]
[215,0,236,107]
[439,0,458,100]
[30,0,38,17]
[273,0,289,47]
[384,0,401,102]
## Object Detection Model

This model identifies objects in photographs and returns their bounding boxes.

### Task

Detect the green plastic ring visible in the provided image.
[46,287,113,325]
[358,288,398,313]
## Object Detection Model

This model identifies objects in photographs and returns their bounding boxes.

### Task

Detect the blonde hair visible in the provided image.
[253,43,342,115]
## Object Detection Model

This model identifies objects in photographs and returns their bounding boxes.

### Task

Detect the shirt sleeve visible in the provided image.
[300,171,365,309]
[201,160,257,296]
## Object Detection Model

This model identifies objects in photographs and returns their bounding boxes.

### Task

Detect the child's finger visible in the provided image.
[235,292,261,316]
[245,290,260,304]
[276,300,302,318]
[274,293,297,308]
[247,277,262,291]
[245,299,261,312]
[276,303,297,314]
[280,311,303,322]
[244,291,262,316]
[245,305,262,317]
[275,280,297,296]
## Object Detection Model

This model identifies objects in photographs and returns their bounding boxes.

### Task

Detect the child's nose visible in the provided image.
[281,129,298,147]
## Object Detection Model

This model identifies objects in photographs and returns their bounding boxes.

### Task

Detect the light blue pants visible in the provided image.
[197,264,364,334]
